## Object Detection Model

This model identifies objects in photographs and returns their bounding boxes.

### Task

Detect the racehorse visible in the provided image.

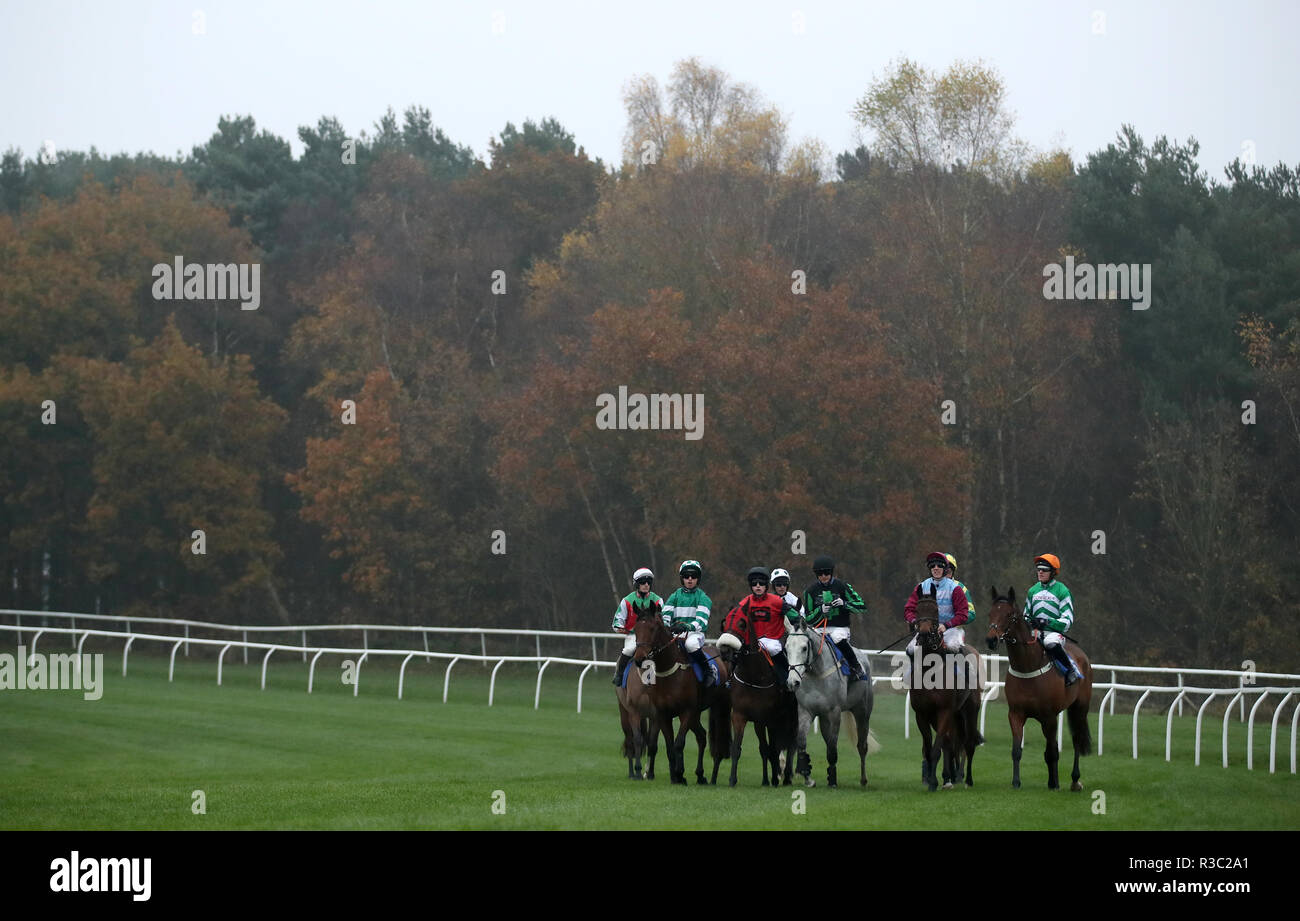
[986,586,1093,790]
[784,618,875,788]
[715,615,795,787]
[632,614,730,785]
[908,586,982,791]
[615,660,658,779]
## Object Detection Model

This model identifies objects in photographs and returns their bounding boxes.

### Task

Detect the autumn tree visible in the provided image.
[69,319,287,619]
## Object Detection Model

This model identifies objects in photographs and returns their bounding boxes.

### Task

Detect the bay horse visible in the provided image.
[616,661,658,779]
[908,586,982,791]
[784,618,874,788]
[986,586,1093,790]
[715,615,795,788]
[632,614,730,785]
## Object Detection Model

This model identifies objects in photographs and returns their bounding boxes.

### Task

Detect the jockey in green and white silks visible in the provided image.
[661,560,716,684]
[1024,553,1082,685]
[611,567,662,685]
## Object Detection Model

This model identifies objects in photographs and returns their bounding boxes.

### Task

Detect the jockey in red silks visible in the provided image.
[723,566,798,681]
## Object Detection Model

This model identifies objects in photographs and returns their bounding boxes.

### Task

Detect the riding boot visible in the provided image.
[835,640,865,681]
[773,651,789,688]
[613,653,631,686]
[688,647,716,686]
[1048,644,1080,685]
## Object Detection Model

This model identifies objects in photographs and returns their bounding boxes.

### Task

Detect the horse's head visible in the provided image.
[631,604,667,667]
[785,619,812,691]
[718,603,751,664]
[717,631,743,663]
[985,585,1019,651]
[913,585,942,654]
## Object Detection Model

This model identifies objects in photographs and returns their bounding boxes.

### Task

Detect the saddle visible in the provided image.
[825,640,854,679]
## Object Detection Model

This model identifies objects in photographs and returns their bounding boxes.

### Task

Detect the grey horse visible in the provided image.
[785,619,875,787]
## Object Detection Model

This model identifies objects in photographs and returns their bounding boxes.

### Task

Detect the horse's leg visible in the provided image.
[690,713,707,785]
[962,697,978,788]
[795,705,815,787]
[783,702,796,786]
[1042,713,1061,790]
[729,709,747,787]
[619,701,637,779]
[672,709,693,785]
[659,711,680,784]
[760,721,780,789]
[1008,708,1026,790]
[916,710,937,791]
[820,707,840,788]
[646,714,658,780]
[937,710,956,790]
[756,722,772,787]
[855,706,870,787]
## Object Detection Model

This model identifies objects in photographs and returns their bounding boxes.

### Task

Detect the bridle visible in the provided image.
[988,599,1028,647]
[786,626,836,681]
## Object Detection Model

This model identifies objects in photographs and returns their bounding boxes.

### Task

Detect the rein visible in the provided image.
[633,628,688,679]
[731,643,779,689]
[787,629,837,681]
[990,601,1053,679]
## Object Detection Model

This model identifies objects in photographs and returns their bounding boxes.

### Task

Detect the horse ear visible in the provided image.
[1009,586,1015,604]
[990,585,997,602]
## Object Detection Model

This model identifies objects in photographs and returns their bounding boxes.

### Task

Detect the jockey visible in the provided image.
[800,555,867,680]
[611,567,662,685]
[944,553,975,624]
[726,566,797,678]
[1024,553,1082,686]
[661,559,716,685]
[770,568,803,617]
[903,551,971,657]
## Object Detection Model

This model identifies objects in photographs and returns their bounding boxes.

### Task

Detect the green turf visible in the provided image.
[0,644,1297,829]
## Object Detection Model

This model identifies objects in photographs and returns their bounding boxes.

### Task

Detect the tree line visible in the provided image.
[1,58,1296,671]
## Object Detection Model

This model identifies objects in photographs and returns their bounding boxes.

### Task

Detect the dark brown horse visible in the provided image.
[986,587,1093,790]
[616,660,658,779]
[632,615,730,785]
[716,617,795,788]
[908,586,982,791]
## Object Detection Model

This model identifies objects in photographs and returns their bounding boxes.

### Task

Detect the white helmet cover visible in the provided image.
[770,568,791,582]
[632,567,654,583]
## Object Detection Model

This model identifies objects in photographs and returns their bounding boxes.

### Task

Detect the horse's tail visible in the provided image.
[1068,703,1092,757]
[620,716,648,758]
[710,692,733,763]
[843,712,882,754]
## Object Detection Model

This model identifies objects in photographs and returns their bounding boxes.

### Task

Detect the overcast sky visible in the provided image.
[3,0,1297,181]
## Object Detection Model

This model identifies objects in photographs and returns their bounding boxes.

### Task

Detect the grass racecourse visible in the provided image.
[1,644,1297,831]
